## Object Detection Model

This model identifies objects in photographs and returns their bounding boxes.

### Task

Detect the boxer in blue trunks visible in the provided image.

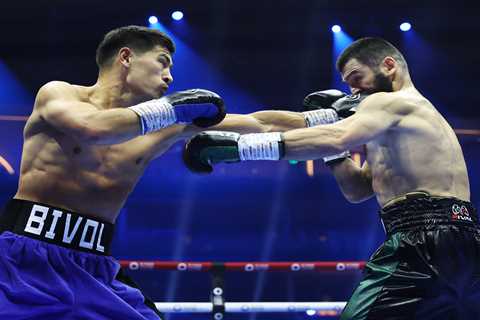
[0,25,230,319]
[0,25,328,319]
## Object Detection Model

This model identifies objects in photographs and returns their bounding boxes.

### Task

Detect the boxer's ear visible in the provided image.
[118,47,134,68]
[381,56,397,76]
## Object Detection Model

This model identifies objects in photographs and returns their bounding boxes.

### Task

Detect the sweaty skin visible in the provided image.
[16,81,190,222]
[281,58,470,206]
[16,88,306,222]
[366,89,469,206]
[15,45,306,222]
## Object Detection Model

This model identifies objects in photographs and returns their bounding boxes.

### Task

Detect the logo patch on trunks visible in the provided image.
[451,204,472,222]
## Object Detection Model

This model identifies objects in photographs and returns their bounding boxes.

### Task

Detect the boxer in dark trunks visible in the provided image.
[183,37,479,319]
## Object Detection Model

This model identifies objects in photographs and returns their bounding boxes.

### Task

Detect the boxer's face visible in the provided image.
[342,58,393,94]
[124,45,173,99]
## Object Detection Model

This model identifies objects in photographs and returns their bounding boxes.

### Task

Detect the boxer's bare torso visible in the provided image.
[307,56,472,207]
[282,88,470,207]
[16,82,189,223]
[14,81,306,223]
[364,88,470,206]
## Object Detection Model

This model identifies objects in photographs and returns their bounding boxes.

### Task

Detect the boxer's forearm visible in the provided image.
[249,110,306,132]
[282,124,346,161]
[143,110,307,159]
[328,159,374,203]
[210,111,306,134]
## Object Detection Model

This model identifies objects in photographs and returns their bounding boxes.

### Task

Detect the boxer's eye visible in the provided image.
[351,75,362,86]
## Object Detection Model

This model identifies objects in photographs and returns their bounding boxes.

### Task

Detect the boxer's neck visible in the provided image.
[90,71,148,110]
[392,71,414,92]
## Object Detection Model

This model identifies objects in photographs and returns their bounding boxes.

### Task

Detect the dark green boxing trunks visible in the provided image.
[341,193,480,320]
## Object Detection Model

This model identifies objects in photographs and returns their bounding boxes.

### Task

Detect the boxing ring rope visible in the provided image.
[119,260,365,272]
[154,302,347,315]
[120,261,365,318]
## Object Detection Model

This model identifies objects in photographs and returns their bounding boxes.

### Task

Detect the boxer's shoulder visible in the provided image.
[37,81,75,97]
[35,81,90,107]
[356,92,414,118]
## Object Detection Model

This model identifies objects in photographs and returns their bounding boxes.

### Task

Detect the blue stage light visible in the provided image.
[400,22,411,32]
[331,25,342,33]
[148,16,158,24]
[172,11,184,21]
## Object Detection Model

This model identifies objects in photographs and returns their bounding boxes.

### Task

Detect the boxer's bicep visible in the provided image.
[329,93,406,150]
[36,82,140,144]
[43,99,99,135]
[282,94,403,160]
[36,82,100,139]
[336,110,396,149]
[282,114,391,161]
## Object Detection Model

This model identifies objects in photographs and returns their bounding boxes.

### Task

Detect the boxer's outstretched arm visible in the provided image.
[282,93,410,160]
[182,92,413,175]
[329,159,374,203]
[148,110,306,159]
[215,109,375,203]
[211,111,307,134]
[36,81,141,144]
[165,110,307,140]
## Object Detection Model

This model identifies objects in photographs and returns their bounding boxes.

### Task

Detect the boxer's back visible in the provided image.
[366,89,470,206]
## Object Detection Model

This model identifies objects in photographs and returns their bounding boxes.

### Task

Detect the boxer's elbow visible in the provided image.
[344,191,375,203]
[334,171,375,203]
[341,182,375,203]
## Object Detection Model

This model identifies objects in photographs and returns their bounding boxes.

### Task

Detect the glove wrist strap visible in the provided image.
[238,132,283,161]
[303,109,338,127]
[129,98,177,135]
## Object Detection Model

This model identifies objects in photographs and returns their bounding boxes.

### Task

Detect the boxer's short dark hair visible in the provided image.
[96,25,175,69]
[336,37,408,72]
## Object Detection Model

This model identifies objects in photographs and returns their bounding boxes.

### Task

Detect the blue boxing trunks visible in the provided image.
[0,198,162,320]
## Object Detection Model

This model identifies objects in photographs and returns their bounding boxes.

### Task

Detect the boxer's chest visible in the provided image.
[68,137,151,179]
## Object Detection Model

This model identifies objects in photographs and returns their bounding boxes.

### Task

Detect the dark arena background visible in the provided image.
[0,1,479,319]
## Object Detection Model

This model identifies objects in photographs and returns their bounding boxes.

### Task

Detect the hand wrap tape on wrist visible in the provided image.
[303,109,338,127]
[129,99,177,135]
[238,132,283,161]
